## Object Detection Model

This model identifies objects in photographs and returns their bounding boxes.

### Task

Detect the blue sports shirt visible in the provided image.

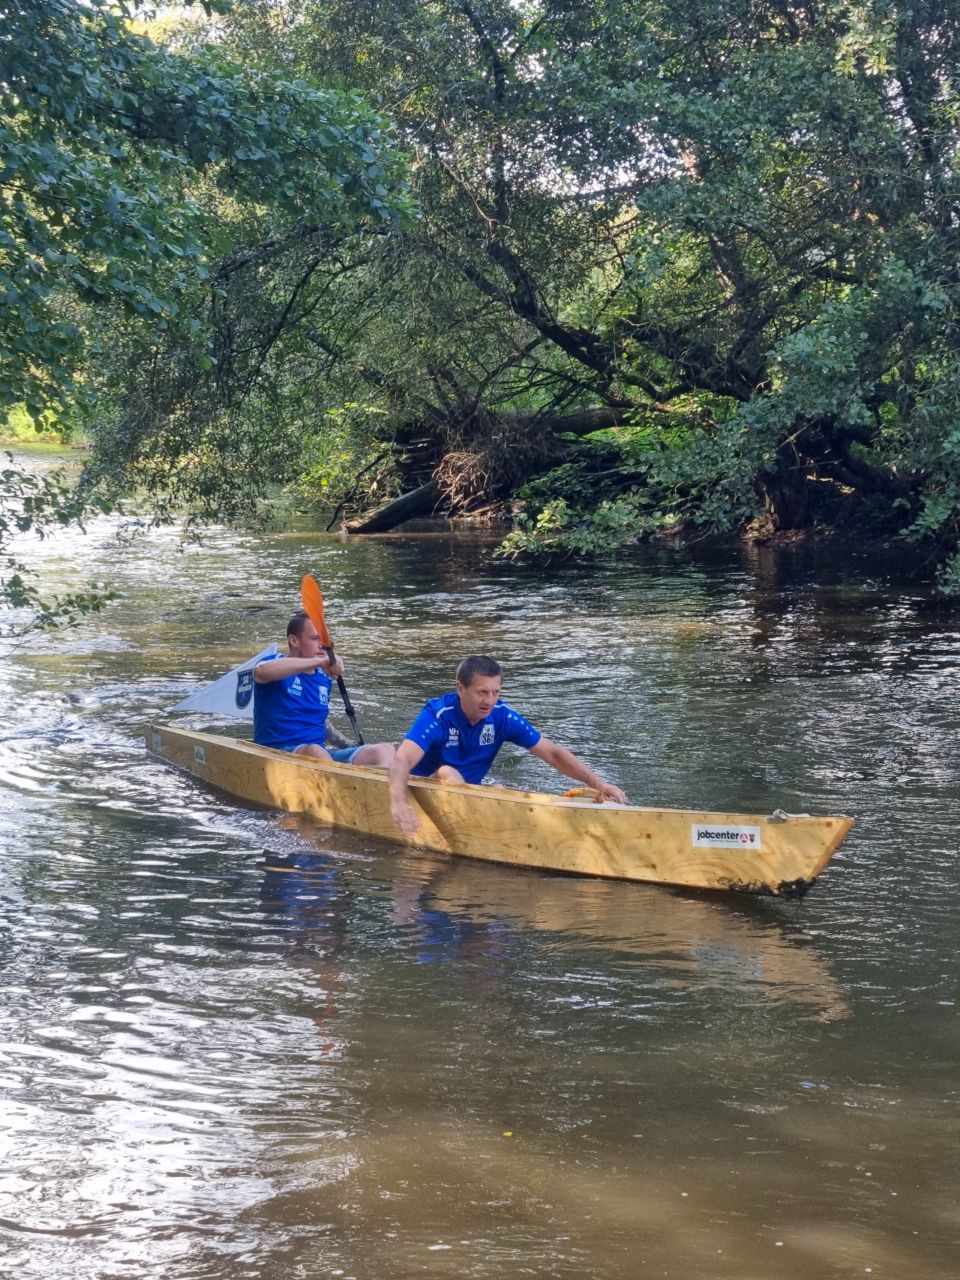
[404,692,541,783]
[253,658,332,752]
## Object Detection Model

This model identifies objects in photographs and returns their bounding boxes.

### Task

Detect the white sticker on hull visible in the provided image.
[194,745,206,764]
[151,731,161,753]
[692,823,762,850]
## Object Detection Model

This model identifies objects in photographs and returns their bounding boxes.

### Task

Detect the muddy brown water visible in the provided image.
[1,476,958,1278]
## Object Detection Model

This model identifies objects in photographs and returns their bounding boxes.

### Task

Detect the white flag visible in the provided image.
[169,645,278,719]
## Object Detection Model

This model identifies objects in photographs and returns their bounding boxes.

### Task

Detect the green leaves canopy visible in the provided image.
[278,0,960,580]
[9,0,960,601]
[1,0,408,417]
[0,0,410,628]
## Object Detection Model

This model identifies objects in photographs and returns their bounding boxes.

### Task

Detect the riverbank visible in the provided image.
[0,437,86,458]
[5,441,945,605]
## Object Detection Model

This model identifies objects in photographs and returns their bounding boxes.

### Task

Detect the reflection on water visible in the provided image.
[1,465,958,1278]
[415,857,852,1022]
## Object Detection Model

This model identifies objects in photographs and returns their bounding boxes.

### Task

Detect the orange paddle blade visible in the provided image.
[300,574,333,647]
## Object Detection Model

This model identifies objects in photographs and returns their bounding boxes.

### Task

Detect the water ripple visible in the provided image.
[1,486,957,1279]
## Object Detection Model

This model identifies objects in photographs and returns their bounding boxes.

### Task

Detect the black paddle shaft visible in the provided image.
[324,645,364,744]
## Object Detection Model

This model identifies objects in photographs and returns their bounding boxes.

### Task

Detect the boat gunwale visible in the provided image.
[148,722,854,833]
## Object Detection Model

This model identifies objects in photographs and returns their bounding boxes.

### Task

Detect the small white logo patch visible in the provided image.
[479,724,495,746]
[692,823,762,850]
[447,727,460,746]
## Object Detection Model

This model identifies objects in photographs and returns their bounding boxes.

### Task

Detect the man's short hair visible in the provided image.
[287,611,311,639]
[456,655,502,686]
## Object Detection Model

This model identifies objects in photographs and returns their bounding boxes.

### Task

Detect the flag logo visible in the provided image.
[235,669,254,710]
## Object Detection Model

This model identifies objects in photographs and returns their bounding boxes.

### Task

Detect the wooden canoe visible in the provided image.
[147,724,853,896]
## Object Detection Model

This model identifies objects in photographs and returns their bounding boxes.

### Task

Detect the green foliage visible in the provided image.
[0,0,411,620]
[7,0,960,600]
[0,402,80,443]
[195,0,960,582]
[935,552,960,596]
[499,495,679,558]
[501,414,761,556]
[297,403,396,506]
[1,0,410,419]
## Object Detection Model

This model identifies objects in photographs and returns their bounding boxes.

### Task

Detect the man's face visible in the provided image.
[289,621,324,661]
[457,673,502,724]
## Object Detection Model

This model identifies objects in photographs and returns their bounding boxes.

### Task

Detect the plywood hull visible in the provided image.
[147,724,853,896]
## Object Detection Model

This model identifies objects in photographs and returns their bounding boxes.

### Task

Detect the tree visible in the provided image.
[0,0,409,632]
[66,1,960,588]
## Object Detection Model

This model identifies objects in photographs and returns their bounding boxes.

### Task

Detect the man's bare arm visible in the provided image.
[254,655,343,683]
[388,739,427,834]
[325,721,352,749]
[529,738,627,803]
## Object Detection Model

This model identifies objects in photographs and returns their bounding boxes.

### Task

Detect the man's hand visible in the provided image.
[596,779,627,804]
[320,654,344,679]
[390,796,421,836]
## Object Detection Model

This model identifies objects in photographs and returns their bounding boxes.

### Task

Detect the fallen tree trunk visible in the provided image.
[342,477,441,533]
[342,407,639,534]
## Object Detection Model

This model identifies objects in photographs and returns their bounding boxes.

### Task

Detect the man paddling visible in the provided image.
[254,612,395,766]
[388,655,627,834]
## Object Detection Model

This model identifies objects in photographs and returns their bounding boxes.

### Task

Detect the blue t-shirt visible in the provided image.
[405,692,541,783]
[253,658,332,752]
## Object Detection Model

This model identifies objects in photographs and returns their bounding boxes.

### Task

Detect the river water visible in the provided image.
[1,473,958,1279]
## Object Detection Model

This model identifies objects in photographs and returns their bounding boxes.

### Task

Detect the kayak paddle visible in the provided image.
[299,573,364,744]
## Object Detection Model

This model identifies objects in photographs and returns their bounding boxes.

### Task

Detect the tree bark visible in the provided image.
[756,460,811,531]
[341,478,441,533]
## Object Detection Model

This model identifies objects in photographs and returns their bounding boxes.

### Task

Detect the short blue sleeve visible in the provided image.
[499,705,541,750]
[404,704,445,753]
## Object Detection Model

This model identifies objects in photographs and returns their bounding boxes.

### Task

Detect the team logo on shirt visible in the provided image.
[235,669,254,710]
[288,676,327,703]
[446,727,460,746]
[479,723,495,746]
